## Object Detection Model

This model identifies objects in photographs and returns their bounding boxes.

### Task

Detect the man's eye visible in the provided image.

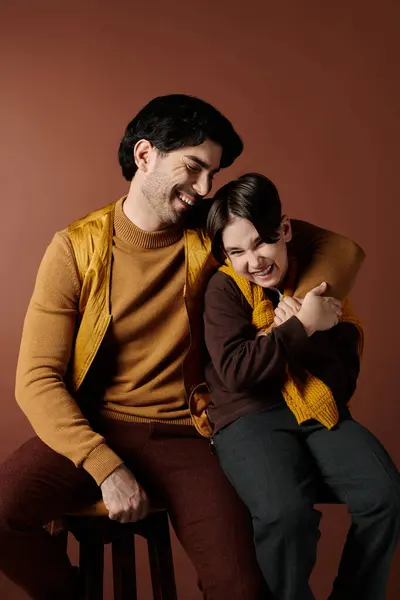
[229,250,243,256]
[187,163,200,173]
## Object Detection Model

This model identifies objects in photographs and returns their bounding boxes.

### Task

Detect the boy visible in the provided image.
[204,173,400,600]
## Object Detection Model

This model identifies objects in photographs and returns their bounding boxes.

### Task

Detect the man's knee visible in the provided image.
[0,471,24,543]
[0,441,60,538]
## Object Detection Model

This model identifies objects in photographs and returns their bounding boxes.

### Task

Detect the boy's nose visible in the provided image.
[248,253,261,271]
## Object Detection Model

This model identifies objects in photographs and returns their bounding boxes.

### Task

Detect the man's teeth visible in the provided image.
[178,193,194,206]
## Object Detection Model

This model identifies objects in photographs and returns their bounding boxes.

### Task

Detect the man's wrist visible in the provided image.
[82,443,124,486]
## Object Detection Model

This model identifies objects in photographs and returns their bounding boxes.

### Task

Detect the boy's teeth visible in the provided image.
[256,265,273,276]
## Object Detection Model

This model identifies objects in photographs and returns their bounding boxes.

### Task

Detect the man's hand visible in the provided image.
[100,464,150,523]
[297,282,342,336]
[274,296,303,326]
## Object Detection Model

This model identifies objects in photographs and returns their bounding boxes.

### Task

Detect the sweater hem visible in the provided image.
[101,408,194,428]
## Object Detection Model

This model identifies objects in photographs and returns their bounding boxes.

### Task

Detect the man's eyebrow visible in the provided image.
[185,155,220,174]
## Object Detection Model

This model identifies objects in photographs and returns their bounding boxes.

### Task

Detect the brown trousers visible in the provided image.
[0,419,266,600]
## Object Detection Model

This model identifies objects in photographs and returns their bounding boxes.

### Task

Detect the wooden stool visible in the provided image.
[51,500,177,600]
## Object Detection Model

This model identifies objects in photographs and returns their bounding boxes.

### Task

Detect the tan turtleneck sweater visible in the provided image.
[16,199,192,485]
[99,199,191,422]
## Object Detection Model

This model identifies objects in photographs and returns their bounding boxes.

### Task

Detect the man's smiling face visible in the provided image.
[141,139,222,226]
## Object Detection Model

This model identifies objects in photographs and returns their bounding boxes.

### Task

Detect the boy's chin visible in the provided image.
[258,279,281,289]
[252,273,283,289]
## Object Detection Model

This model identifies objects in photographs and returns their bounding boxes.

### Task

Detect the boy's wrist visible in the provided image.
[296,314,315,337]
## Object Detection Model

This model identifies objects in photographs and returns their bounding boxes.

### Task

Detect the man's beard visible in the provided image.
[142,174,185,227]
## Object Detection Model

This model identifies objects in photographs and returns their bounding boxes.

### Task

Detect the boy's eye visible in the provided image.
[255,239,265,248]
[186,163,201,173]
[229,250,243,256]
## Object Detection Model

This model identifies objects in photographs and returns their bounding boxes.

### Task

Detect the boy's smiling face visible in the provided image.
[222,216,292,288]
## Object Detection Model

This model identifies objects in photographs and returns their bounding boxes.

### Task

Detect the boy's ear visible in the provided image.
[281,215,292,242]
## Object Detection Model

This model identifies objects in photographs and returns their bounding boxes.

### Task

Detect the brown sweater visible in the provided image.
[204,272,361,433]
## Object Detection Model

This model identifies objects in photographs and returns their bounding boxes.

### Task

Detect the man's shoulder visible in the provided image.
[54,201,118,279]
[68,201,117,233]
[50,228,74,254]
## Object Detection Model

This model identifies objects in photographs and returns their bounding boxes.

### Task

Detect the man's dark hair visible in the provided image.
[118,94,243,181]
[207,173,282,264]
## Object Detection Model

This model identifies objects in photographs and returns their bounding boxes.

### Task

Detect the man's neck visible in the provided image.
[123,180,166,232]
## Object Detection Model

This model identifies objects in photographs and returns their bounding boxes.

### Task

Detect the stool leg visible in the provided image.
[112,534,137,600]
[147,513,177,600]
[79,535,104,600]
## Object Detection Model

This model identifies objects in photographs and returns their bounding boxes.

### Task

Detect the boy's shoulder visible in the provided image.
[206,269,238,293]
[205,270,252,313]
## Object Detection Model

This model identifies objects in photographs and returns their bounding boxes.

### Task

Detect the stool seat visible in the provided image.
[69,499,110,518]
[69,499,164,518]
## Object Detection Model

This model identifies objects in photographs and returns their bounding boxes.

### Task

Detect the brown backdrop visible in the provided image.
[0,1,399,598]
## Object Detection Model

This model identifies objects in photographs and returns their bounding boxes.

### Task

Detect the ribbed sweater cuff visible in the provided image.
[82,443,124,486]
[277,315,312,365]
[287,398,339,430]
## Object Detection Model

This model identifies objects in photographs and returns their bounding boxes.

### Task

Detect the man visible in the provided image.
[0,95,364,600]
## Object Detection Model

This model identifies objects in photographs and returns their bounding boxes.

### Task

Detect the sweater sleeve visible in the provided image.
[204,272,312,392]
[290,220,365,300]
[15,231,123,485]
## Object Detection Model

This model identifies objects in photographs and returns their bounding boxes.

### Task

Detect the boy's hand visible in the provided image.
[297,282,342,336]
[274,297,303,326]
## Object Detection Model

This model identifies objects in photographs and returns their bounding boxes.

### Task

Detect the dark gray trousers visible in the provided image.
[213,404,400,600]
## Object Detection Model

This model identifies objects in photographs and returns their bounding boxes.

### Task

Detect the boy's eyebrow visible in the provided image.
[224,246,242,253]
[185,155,220,175]
[225,235,262,254]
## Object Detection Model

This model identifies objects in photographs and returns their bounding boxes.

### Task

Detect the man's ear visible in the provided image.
[134,139,154,172]
[281,215,292,243]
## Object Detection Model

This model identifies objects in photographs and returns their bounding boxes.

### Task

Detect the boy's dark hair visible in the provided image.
[207,173,282,264]
[118,94,243,181]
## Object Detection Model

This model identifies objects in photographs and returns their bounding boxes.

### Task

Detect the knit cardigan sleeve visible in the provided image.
[15,231,123,486]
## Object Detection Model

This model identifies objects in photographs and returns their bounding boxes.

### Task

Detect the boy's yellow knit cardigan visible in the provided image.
[220,263,364,429]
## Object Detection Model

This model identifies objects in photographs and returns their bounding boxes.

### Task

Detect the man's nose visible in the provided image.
[192,174,211,198]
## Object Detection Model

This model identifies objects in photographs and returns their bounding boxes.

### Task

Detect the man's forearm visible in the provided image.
[290,219,365,299]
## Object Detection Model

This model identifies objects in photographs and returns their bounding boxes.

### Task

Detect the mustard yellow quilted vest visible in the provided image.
[68,200,215,437]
